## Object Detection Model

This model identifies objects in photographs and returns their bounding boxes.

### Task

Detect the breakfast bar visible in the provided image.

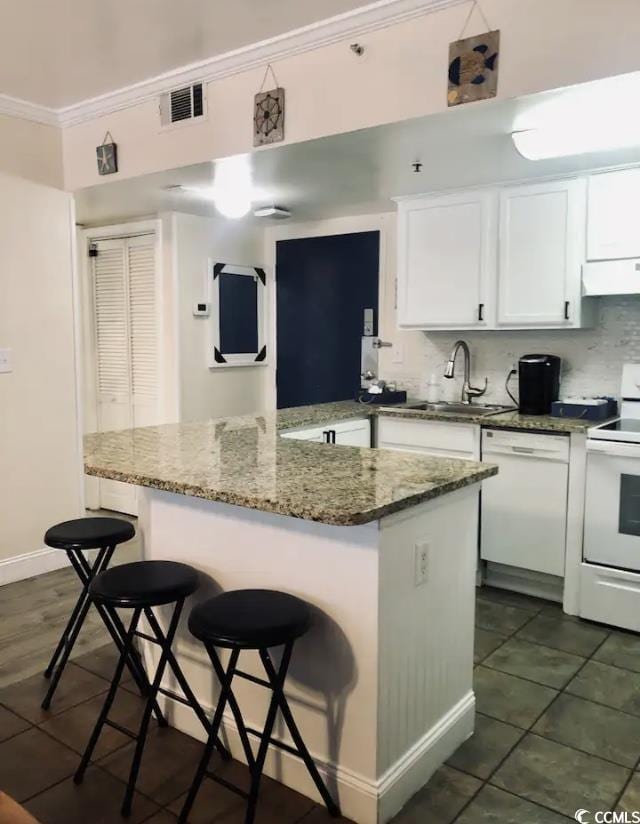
[84,409,496,824]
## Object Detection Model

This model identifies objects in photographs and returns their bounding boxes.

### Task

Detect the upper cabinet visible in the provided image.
[587,168,640,261]
[396,190,496,330]
[396,178,593,331]
[497,179,587,329]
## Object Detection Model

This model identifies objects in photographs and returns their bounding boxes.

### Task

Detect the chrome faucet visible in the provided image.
[444,340,488,404]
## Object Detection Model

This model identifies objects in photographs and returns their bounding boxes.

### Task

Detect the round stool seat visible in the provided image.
[45,517,135,551]
[90,561,199,608]
[189,589,312,649]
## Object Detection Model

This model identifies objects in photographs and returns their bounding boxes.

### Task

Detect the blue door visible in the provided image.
[276,231,380,409]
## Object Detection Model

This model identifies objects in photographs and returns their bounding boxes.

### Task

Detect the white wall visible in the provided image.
[0,170,81,570]
[170,211,269,420]
[62,0,640,191]
[0,114,64,188]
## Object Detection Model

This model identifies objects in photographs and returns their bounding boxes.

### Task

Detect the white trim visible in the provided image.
[161,684,474,824]
[5,0,461,128]
[0,547,70,586]
[0,93,59,126]
[69,197,86,516]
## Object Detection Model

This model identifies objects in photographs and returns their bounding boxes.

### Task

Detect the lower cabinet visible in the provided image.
[281,417,371,447]
[376,416,480,460]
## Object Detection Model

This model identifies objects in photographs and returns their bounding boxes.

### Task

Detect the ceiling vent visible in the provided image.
[159,83,205,127]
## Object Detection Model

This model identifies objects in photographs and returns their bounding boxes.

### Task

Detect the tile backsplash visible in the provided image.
[384,296,640,404]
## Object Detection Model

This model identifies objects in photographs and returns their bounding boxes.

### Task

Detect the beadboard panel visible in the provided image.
[377,486,478,774]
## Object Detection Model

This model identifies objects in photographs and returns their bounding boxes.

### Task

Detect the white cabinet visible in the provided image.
[497,179,587,328]
[481,429,569,578]
[281,417,370,446]
[587,168,640,261]
[376,416,480,461]
[396,190,496,330]
[396,178,592,331]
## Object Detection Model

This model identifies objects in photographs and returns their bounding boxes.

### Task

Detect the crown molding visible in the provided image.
[55,0,466,127]
[0,93,59,127]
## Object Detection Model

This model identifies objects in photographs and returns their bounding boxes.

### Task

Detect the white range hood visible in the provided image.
[582,259,640,296]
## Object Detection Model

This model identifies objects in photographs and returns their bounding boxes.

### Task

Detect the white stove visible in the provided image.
[581,364,640,631]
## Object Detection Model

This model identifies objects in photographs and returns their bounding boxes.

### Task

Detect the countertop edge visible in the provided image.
[83,460,497,527]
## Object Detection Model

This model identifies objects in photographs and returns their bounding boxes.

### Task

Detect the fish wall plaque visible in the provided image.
[448,29,499,107]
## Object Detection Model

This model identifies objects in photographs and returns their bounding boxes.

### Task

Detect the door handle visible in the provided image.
[478,303,484,322]
[564,301,570,320]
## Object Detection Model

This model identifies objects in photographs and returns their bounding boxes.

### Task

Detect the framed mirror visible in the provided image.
[208,261,268,367]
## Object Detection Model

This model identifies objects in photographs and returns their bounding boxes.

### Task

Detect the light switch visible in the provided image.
[0,349,12,374]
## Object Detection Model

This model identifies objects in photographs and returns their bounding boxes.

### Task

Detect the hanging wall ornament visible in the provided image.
[448,1,499,107]
[254,64,285,147]
[96,130,118,175]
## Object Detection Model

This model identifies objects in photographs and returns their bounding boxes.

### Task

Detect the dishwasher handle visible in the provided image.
[483,444,569,461]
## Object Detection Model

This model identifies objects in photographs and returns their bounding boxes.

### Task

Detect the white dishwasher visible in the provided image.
[481,429,569,578]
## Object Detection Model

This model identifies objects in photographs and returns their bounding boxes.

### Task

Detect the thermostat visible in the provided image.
[193,302,210,317]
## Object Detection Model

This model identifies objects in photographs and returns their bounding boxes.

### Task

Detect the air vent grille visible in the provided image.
[160,82,205,127]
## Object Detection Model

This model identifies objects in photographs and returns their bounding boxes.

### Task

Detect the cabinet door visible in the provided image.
[397,190,496,329]
[588,168,640,261]
[377,417,480,460]
[497,179,586,328]
[280,426,325,442]
[332,419,370,447]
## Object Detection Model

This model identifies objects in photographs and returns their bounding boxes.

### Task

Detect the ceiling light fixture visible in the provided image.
[211,155,253,218]
[511,72,640,160]
[512,124,640,161]
[253,206,291,219]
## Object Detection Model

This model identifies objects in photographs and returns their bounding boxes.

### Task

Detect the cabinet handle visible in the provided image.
[478,303,484,322]
[564,301,570,320]
[331,430,337,444]
[323,430,330,443]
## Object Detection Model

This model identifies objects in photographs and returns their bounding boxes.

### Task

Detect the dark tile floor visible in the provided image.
[2,583,640,822]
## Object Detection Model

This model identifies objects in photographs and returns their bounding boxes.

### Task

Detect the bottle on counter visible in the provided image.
[425,373,441,403]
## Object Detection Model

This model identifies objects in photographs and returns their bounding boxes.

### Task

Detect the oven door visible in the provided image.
[585,439,640,571]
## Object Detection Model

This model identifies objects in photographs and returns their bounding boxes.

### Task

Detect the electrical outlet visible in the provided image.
[414,541,429,587]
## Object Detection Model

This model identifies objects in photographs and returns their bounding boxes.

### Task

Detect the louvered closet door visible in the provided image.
[92,234,158,515]
[127,235,158,428]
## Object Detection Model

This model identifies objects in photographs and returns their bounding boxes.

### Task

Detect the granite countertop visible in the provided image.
[84,411,496,526]
[276,399,600,435]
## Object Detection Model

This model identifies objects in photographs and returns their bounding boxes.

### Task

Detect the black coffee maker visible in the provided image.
[518,354,561,415]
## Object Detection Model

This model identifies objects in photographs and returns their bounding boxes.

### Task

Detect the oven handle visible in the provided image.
[587,439,640,459]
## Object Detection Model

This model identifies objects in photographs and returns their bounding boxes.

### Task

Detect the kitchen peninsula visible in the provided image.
[84,404,497,824]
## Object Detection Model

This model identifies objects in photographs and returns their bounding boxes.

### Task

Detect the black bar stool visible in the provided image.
[74,560,230,817]
[178,589,341,824]
[42,517,142,710]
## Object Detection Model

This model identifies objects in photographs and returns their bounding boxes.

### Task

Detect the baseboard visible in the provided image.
[483,561,563,603]
[0,546,70,586]
[377,690,475,822]
[161,688,475,824]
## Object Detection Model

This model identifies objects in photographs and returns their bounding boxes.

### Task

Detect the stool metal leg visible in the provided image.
[178,647,241,824]
[74,607,142,784]
[244,644,294,824]
[205,646,255,770]
[260,647,340,817]
[41,545,115,709]
[121,599,185,817]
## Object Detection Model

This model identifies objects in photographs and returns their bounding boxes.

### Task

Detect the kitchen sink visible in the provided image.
[399,401,514,416]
